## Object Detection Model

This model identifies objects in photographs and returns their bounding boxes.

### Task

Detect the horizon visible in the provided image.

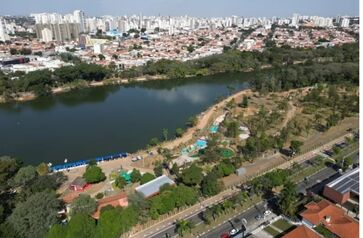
[1,0,359,17]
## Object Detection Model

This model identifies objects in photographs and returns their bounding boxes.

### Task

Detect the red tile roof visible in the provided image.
[92,192,128,219]
[300,200,359,238]
[283,225,322,238]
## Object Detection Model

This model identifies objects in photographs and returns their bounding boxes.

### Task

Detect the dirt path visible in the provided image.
[280,101,297,129]
[57,89,253,193]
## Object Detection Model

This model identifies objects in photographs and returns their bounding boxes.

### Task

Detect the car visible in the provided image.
[263,210,272,216]
[131,157,138,162]
[323,150,334,157]
[255,214,263,220]
[220,233,230,238]
[261,221,270,226]
[230,229,239,236]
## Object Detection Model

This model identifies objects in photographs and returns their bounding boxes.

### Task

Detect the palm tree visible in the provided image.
[175,219,193,237]
[279,181,298,217]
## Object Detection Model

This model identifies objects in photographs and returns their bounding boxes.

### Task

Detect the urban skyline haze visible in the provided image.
[1,0,359,17]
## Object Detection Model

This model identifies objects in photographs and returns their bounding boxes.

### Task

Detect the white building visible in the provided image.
[291,13,300,26]
[341,18,350,28]
[74,10,86,32]
[93,43,104,54]
[41,28,53,42]
[0,18,10,42]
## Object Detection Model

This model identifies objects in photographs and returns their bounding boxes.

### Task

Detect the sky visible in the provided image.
[1,0,359,17]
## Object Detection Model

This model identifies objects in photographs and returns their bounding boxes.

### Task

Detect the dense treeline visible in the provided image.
[0,63,110,98]
[0,157,66,238]
[0,43,358,100]
[118,43,358,79]
[253,62,359,93]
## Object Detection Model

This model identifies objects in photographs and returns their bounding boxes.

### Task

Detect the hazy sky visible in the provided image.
[1,0,359,17]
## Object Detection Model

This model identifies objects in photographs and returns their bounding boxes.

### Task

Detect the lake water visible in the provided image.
[0,72,252,165]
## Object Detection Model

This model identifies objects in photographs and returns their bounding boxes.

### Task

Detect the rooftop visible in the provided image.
[326,167,359,195]
[282,225,322,238]
[92,192,128,219]
[135,175,175,198]
[300,200,359,238]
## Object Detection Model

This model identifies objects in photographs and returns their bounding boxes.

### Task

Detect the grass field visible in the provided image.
[272,219,294,232]
[264,226,281,237]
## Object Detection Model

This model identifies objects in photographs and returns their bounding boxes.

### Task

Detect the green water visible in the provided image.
[0,72,252,165]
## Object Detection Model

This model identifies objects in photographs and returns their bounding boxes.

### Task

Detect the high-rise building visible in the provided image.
[0,18,10,42]
[41,28,53,42]
[73,10,86,32]
[291,13,300,26]
[341,18,350,28]
[35,23,80,42]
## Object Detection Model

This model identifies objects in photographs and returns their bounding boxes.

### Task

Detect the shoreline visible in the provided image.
[0,65,265,104]
[55,88,254,187]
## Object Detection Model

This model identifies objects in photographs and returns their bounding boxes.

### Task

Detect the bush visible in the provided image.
[83,165,106,183]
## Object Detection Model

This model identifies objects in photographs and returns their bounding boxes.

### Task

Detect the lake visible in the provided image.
[0,72,252,165]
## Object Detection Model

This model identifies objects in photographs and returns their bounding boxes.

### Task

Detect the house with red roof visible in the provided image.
[300,199,359,238]
[282,225,322,238]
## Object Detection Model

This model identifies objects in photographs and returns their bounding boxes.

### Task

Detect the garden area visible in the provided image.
[263,219,295,238]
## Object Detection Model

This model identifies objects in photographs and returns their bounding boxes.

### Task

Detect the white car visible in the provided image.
[229,228,239,236]
[264,210,272,216]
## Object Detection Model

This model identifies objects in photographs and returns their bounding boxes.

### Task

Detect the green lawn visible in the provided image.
[272,219,294,232]
[264,226,280,237]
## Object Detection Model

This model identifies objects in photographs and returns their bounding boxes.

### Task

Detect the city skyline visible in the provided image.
[1,0,359,17]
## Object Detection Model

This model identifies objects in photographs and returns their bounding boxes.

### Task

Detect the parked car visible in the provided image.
[264,210,272,216]
[220,234,230,238]
[255,214,263,220]
[230,229,239,236]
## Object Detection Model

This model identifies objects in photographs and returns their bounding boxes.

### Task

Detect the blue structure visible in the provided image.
[50,152,128,172]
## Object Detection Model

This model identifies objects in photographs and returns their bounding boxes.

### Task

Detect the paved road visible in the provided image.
[201,151,359,238]
[150,160,342,238]
[131,136,354,238]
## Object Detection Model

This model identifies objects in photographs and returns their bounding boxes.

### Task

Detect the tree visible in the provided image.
[131,169,142,183]
[9,48,17,55]
[115,176,127,189]
[290,140,303,154]
[171,163,179,176]
[279,181,298,217]
[186,116,198,127]
[241,95,248,108]
[8,191,60,238]
[66,213,96,238]
[153,163,163,177]
[140,172,155,185]
[83,165,106,183]
[0,156,21,191]
[162,128,168,141]
[46,224,67,238]
[36,162,49,176]
[112,54,118,60]
[226,121,239,138]
[176,219,193,237]
[19,48,32,55]
[180,164,203,186]
[11,165,38,187]
[201,173,221,196]
[96,207,127,238]
[186,45,195,53]
[98,54,105,61]
[149,137,160,146]
[175,128,184,137]
[70,194,97,216]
